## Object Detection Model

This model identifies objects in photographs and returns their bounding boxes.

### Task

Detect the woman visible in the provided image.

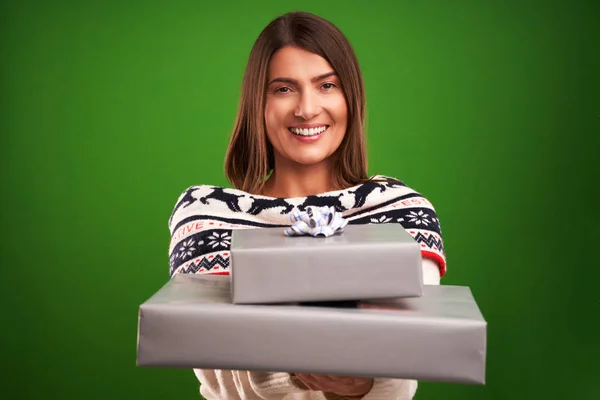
[168,11,446,400]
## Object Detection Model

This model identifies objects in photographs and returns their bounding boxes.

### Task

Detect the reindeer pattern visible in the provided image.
[168,176,446,278]
[171,177,408,218]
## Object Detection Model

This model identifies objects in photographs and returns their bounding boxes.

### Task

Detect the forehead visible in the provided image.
[268,46,335,79]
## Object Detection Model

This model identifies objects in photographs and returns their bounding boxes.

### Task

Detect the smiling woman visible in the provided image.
[167,10,446,400]
[224,11,368,198]
[262,46,349,197]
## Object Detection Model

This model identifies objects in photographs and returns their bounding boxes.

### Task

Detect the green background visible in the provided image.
[2,0,598,399]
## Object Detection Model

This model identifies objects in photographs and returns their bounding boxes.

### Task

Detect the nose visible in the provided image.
[294,90,321,120]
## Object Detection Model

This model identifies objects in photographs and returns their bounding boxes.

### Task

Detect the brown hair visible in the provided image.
[224,11,369,195]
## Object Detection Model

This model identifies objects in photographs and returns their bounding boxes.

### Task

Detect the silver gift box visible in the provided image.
[230,223,424,304]
[137,274,487,384]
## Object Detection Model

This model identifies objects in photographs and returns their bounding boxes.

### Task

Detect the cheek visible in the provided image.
[264,103,278,141]
[264,102,273,126]
[264,101,285,129]
[331,96,348,129]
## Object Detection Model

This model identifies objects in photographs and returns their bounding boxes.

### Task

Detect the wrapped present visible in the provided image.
[230,221,424,304]
[137,274,487,384]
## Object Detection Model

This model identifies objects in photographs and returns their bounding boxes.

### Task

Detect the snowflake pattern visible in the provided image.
[370,215,392,224]
[168,179,447,278]
[207,232,231,248]
[408,210,430,226]
[178,238,199,259]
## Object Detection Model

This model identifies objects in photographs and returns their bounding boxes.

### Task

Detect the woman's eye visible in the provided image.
[275,87,291,94]
[321,82,337,90]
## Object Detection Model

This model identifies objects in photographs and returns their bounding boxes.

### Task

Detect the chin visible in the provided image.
[289,154,331,166]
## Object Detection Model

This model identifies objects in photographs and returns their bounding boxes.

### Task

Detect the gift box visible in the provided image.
[136,274,487,384]
[230,223,424,304]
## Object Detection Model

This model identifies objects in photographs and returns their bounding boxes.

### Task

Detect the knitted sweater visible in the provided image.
[167,175,447,400]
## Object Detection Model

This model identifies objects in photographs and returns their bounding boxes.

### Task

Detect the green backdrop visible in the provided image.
[2,0,598,399]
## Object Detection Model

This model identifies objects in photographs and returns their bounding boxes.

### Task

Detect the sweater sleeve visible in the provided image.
[361,378,418,400]
[360,257,440,399]
[194,369,311,400]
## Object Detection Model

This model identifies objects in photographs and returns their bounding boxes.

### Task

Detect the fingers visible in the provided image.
[294,373,325,391]
[293,373,373,396]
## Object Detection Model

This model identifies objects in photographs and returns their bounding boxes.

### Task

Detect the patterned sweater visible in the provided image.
[167,175,447,400]
[168,176,446,277]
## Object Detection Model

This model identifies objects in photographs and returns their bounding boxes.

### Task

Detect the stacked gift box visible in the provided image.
[137,207,487,385]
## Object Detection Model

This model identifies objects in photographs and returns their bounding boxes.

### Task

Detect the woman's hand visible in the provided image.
[294,373,374,397]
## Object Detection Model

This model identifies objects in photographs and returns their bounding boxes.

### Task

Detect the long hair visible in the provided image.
[224,11,369,194]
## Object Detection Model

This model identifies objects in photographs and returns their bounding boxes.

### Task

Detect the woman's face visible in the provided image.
[264,46,348,169]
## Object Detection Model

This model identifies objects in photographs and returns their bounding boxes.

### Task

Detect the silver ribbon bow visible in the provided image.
[284,206,348,237]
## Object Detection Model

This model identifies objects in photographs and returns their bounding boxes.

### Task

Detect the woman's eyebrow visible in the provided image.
[268,71,338,85]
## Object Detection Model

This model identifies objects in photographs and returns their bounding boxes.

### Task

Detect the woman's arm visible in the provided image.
[361,257,440,399]
[294,257,442,400]
[422,257,441,285]
[193,369,310,400]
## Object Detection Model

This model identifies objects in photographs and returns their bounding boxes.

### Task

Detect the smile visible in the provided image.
[288,125,329,136]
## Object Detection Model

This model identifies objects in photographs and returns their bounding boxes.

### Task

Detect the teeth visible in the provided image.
[290,126,327,136]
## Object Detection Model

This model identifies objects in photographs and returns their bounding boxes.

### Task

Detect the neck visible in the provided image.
[262,161,337,198]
